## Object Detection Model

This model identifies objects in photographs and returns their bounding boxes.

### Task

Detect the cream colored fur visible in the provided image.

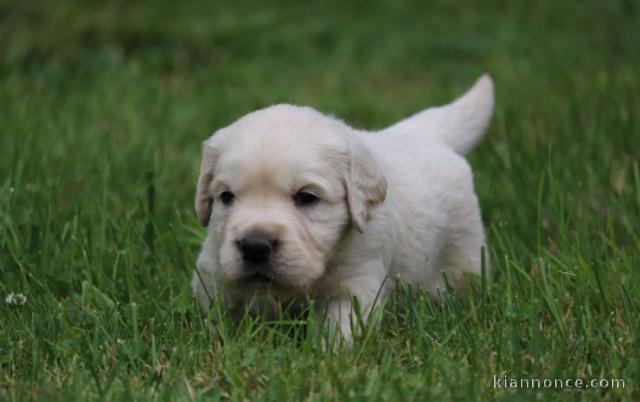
[192,75,494,343]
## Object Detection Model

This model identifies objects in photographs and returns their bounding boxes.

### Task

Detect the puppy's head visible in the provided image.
[195,105,386,296]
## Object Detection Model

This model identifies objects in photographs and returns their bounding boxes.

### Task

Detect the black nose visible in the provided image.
[237,235,277,264]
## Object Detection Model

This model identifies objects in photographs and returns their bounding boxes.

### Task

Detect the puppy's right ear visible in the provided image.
[195,139,219,226]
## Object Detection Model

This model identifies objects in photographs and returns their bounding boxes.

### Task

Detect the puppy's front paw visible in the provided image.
[310,298,358,351]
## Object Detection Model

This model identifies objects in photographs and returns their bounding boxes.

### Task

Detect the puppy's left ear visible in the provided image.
[344,136,387,233]
[195,138,219,226]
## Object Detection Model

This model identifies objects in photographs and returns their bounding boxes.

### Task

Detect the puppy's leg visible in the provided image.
[192,269,268,340]
[316,261,389,345]
[191,252,247,330]
[429,194,487,297]
[191,268,217,312]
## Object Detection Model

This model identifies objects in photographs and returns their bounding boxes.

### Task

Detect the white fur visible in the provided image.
[192,74,494,343]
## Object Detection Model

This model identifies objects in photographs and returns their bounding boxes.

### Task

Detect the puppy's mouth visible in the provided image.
[245,271,274,284]
[241,266,282,287]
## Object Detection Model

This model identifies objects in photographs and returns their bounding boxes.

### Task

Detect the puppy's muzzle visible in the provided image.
[236,234,278,264]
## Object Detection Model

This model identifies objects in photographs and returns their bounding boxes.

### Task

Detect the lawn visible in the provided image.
[1,0,639,400]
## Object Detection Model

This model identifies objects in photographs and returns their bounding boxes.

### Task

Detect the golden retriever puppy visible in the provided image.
[192,75,494,343]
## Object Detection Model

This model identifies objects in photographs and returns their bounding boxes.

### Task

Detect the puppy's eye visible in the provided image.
[293,191,319,207]
[219,191,235,206]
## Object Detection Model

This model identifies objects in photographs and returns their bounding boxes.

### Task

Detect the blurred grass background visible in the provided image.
[0,0,639,401]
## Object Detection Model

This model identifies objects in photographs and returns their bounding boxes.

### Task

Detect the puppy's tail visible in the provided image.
[383,74,494,155]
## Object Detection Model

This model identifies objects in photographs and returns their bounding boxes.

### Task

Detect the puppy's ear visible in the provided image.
[195,139,219,226]
[344,136,387,232]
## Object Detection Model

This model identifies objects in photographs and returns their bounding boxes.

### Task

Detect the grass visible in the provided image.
[1,0,639,400]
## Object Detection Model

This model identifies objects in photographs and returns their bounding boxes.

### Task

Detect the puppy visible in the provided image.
[192,75,494,343]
